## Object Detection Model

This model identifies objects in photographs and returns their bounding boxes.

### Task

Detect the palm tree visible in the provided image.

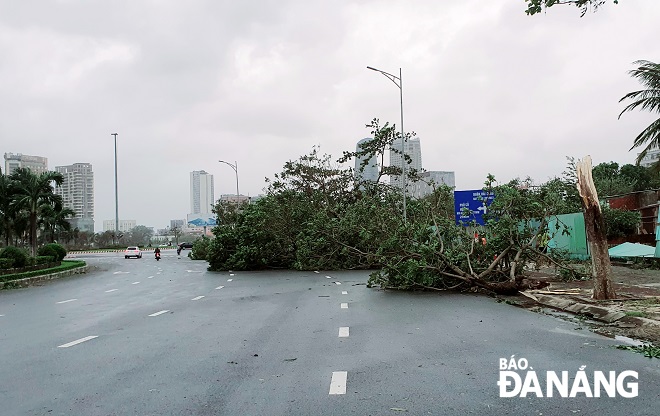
[619,60,660,165]
[9,168,64,255]
[0,169,14,246]
[39,200,75,244]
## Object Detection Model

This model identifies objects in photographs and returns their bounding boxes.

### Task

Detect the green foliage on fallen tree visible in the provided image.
[206,119,576,294]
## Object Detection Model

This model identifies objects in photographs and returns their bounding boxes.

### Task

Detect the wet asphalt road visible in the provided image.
[1,251,659,415]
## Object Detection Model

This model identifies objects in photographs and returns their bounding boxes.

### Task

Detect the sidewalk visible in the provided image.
[518,265,660,345]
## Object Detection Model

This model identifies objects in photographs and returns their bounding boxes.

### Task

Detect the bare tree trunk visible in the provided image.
[576,156,616,300]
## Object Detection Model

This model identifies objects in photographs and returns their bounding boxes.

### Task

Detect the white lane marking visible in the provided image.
[148,310,170,317]
[105,289,118,293]
[341,303,348,309]
[0,314,4,317]
[186,270,203,273]
[339,327,350,337]
[113,271,130,275]
[191,296,205,301]
[341,291,348,295]
[132,281,141,285]
[326,276,332,279]
[157,272,162,275]
[227,279,233,282]
[314,271,319,274]
[56,299,77,304]
[147,276,154,279]
[335,282,341,285]
[58,335,98,348]
[229,273,235,276]
[215,286,225,290]
[329,371,347,395]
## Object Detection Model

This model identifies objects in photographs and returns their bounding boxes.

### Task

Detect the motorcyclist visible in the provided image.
[154,247,161,259]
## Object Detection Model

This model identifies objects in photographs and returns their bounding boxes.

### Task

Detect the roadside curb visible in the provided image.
[0,265,89,290]
[521,292,660,329]
[66,248,176,256]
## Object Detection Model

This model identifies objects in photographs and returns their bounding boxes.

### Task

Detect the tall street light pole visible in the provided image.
[218,160,239,201]
[111,133,119,239]
[367,66,406,223]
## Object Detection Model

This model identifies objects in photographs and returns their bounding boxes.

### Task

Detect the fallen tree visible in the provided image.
[207,119,582,294]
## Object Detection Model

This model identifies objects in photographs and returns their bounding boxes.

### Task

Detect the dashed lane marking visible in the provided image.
[105,289,118,293]
[335,282,341,285]
[147,275,154,279]
[191,296,205,301]
[341,291,348,295]
[227,279,233,282]
[229,273,235,276]
[339,327,349,337]
[314,271,320,274]
[329,371,347,395]
[148,310,170,317]
[341,303,348,309]
[132,282,141,285]
[56,299,77,304]
[326,276,332,279]
[215,286,225,290]
[58,335,98,348]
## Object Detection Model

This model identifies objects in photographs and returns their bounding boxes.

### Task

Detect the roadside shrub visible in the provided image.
[0,258,14,269]
[37,245,59,261]
[0,246,30,268]
[34,256,55,265]
[39,243,66,261]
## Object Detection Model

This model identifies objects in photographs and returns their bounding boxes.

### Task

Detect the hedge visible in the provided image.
[0,260,86,283]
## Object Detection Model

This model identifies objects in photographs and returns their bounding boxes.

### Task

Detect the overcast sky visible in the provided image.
[1,0,658,233]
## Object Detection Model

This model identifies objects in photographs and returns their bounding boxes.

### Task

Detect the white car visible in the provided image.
[124,247,142,259]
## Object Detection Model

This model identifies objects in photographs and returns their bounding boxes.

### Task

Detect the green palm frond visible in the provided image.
[620,60,660,158]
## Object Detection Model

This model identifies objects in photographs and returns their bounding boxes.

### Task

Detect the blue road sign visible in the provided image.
[454,189,495,226]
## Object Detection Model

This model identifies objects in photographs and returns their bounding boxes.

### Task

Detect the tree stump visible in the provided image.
[576,156,616,300]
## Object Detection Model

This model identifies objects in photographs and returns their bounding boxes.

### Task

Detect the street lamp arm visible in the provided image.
[218,160,240,198]
[366,66,401,89]
[367,65,406,223]
[218,160,237,172]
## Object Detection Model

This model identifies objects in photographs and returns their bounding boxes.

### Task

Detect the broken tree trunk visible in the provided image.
[575,156,616,300]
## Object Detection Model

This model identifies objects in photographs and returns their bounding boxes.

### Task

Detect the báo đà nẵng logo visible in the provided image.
[497,355,638,398]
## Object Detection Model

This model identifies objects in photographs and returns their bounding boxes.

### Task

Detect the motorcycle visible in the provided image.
[155,252,161,261]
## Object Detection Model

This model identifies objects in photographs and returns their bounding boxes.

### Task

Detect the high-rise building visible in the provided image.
[103,219,136,232]
[411,171,456,199]
[54,163,95,233]
[639,149,660,168]
[170,219,185,230]
[389,137,422,190]
[3,152,48,175]
[190,170,215,214]
[355,138,379,186]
